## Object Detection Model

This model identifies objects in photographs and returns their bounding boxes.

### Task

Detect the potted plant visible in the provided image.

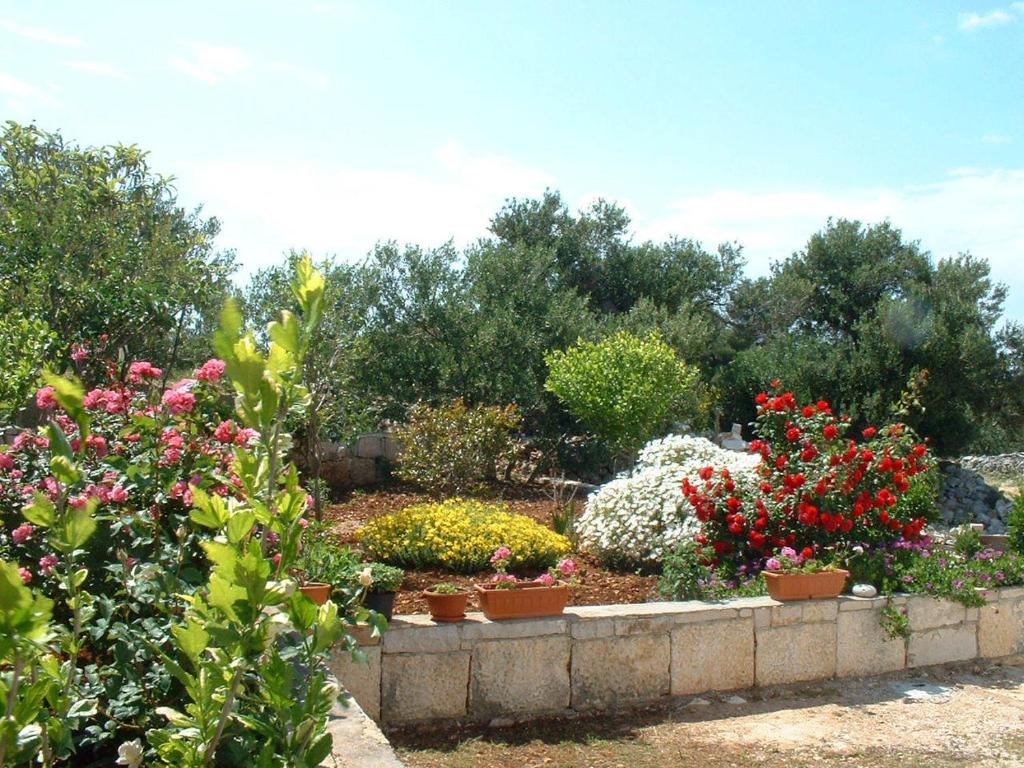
[474,547,577,620]
[360,562,404,620]
[423,582,470,622]
[296,537,360,606]
[762,547,849,601]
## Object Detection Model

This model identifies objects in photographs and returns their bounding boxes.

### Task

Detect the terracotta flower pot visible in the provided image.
[474,581,568,620]
[764,569,849,601]
[299,582,331,605]
[423,590,470,622]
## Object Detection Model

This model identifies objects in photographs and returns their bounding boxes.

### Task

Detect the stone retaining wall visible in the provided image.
[329,589,1024,726]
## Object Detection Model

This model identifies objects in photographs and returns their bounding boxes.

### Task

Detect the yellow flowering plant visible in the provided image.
[358,499,571,573]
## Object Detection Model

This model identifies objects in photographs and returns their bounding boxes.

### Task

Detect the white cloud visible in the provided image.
[0,18,81,46]
[958,9,1015,30]
[637,169,1024,318]
[170,42,250,84]
[982,133,1012,144]
[0,71,56,111]
[187,143,553,274]
[66,60,128,80]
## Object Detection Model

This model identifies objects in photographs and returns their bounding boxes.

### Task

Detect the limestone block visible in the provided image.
[570,617,616,640]
[349,457,378,487]
[671,618,754,695]
[329,646,381,721]
[320,459,350,488]
[354,433,388,459]
[979,601,1024,658]
[755,621,836,686]
[572,633,670,709]
[835,609,905,678]
[906,596,966,631]
[801,600,839,624]
[382,623,460,654]
[381,652,469,723]
[769,604,804,627]
[469,636,571,717]
[460,616,567,642]
[907,625,977,667]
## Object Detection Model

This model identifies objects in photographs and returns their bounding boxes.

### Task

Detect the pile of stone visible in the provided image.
[958,453,1024,480]
[938,460,1016,533]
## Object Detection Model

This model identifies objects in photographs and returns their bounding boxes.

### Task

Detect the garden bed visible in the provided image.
[325,483,659,614]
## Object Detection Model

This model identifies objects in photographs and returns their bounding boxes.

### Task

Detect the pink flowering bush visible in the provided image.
[0,355,244,756]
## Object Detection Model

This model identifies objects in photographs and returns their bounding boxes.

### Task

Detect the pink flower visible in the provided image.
[765,557,783,571]
[110,485,129,503]
[161,428,185,449]
[557,558,577,577]
[490,546,512,565]
[12,523,34,544]
[492,573,517,585]
[70,343,89,362]
[128,361,163,384]
[125,433,141,443]
[83,389,106,409]
[68,495,88,508]
[234,428,259,446]
[214,420,235,443]
[39,554,58,575]
[19,567,32,584]
[535,573,556,586]
[298,517,310,529]
[85,434,108,458]
[35,386,57,410]
[161,380,196,415]
[0,452,13,471]
[195,358,226,382]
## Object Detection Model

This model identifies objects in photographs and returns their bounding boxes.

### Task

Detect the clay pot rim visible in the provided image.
[422,587,470,596]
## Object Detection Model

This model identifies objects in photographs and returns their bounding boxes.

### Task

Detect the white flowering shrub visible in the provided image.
[578,435,759,565]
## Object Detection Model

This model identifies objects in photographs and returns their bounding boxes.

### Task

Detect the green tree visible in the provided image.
[0,122,235,378]
[723,219,1021,454]
[544,331,702,457]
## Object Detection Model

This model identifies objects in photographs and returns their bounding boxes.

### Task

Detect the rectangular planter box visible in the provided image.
[764,569,849,601]
[474,582,568,620]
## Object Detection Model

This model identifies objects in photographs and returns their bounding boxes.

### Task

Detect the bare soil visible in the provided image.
[392,659,1024,768]
[323,484,659,615]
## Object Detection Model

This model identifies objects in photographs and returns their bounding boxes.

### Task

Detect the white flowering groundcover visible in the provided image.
[577,435,759,565]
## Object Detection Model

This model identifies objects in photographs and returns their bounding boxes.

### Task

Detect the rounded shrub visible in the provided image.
[357,498,571,573]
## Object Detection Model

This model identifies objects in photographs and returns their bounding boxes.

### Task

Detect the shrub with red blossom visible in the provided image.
[686,381,931,572]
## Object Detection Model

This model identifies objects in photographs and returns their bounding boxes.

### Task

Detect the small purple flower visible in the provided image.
[953,579,964,589]
[765,557,783,572]
[901,574,914,584]
[996,571,1006,582]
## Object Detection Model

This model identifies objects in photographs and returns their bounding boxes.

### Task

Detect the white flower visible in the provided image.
[357,567,374,588]
[578,435,759,565]
[116,739,143,768]
[852,545,864,556]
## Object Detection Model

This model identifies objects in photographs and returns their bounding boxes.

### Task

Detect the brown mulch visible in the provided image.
[322,483,659,615]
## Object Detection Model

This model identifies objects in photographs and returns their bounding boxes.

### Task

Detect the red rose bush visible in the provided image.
[687,382,931,573]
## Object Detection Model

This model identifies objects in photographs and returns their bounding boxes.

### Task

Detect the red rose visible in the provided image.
[862,426,877,439]
[823,424,839,440]
[755,392,769,405]
[786,427,801,441]
[801,547,814,560]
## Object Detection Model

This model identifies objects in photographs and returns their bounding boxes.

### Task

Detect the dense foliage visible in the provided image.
[0,259,378,767]
[0,122,235,387]
[358,499,571,573]
[394,400,521,496]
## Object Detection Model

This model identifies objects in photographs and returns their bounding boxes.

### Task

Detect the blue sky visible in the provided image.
[2,1,1023,320]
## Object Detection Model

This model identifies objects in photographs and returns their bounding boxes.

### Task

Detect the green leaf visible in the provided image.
[22,493,55,527]
[189,485,228,529]
[49,455,80,485]
[226,509,256,545]
[171,617,209,662]
[42,371,90,444]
